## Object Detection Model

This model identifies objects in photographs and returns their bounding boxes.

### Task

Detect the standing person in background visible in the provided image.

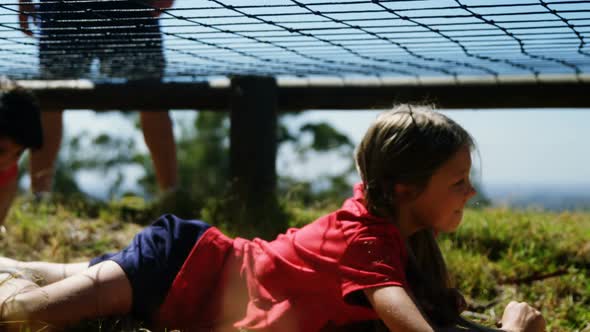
[0,86,43,224]
[17,0,178,197]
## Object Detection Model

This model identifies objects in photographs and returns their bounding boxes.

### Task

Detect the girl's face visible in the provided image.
[0,137,24,171]
[408,145,476,233]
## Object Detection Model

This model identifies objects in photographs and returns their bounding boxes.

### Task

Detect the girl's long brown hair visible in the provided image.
[355,105,474,327]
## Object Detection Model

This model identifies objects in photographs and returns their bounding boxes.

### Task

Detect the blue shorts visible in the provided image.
[90,214,210,321]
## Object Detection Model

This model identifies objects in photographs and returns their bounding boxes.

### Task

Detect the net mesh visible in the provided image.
[0,0,588,82]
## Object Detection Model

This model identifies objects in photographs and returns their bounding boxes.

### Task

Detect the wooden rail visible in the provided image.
[20,77,590,111]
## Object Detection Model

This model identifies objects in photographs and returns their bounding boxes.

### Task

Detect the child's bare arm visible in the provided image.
[364,285,438,332]
[17,0,35,37]
[364,286,546,332]
[152,0,174,9]
[151,0,174,17]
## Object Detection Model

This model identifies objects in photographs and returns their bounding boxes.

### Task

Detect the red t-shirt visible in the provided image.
[0,163,17,187]
[156,184,408,331]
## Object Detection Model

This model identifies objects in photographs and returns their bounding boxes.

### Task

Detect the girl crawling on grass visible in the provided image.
[0,106,545,332]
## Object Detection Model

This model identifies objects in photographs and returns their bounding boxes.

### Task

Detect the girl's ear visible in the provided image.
[393,183,419,203]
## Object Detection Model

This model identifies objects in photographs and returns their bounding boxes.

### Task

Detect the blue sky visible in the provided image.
[57,108,590,200]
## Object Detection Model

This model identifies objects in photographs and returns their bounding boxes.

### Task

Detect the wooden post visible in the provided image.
[229,76,283,238]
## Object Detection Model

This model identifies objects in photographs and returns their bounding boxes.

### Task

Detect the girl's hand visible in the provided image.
[151,0,174,17]
[499,301,546,332]
[18,0,36,37]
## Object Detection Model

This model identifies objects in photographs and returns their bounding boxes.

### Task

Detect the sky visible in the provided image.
[55,108,590,201]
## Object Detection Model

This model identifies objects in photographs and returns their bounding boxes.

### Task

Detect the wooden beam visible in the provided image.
[29,81,229,111]
[277,82,590,110]
[21,80,590,110]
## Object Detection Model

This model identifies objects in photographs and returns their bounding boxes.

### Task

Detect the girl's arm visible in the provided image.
[364,285,442,332]
[150,1,174,17]
[151,1,174,10]
[364,286,546,332]
[17,0,35,37]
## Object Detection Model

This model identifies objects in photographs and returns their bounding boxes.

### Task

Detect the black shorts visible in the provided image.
[37,0,165,79]
[90,214,211,321]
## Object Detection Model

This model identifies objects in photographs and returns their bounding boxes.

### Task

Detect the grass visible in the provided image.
[0,196,588,331]
[442,209,590,332]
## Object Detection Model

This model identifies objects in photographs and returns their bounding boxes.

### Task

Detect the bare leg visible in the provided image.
[139,111,178,192]
[30,110,63,194]
[0,273,43,331]
[0,261,132,328]
[0,257,88,285]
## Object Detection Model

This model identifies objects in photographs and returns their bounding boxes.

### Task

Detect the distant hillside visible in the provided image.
[484,184,590,211]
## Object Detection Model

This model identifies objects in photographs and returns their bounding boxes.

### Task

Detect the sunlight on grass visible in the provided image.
[0,198,588,331]
[441,209,590,331]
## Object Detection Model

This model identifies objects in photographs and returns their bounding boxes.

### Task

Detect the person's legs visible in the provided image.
[0,257,88,285]
[0,215,209,328]
[0,261,132,327]
[29,111,63,194]
[139,111,178,192]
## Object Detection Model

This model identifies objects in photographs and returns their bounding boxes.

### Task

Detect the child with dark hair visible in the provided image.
[0,87,42,224]
[0,106,545,332]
